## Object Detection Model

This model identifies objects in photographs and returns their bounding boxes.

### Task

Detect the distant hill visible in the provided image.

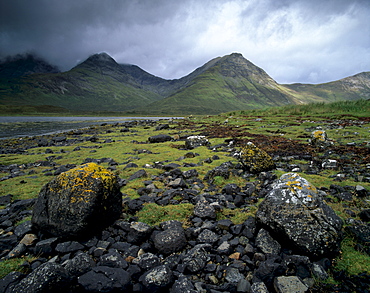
[0,52,369,115]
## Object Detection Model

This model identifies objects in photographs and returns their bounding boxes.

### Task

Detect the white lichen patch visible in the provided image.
[271,173,318,207]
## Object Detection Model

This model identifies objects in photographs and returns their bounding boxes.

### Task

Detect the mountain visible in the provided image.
[0,52,369,115]
[0,54,60,78]
[0,53,164,112]
[283,72,370,102]
[133,53,305,115]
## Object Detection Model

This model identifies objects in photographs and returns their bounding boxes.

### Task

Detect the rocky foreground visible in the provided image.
[0,118,369,293]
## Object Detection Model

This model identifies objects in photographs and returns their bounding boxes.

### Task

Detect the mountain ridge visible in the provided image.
[0,52,369,114]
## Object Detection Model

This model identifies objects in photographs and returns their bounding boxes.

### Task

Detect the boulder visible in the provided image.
[233,142,275,174]
[256,173,343,258]
[148,134,172,143]
[32,163,122,239]
[310,130,333,148]
[185,136,210,149]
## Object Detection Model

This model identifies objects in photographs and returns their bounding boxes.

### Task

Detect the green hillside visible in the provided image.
[0,52,369,115]
[0,53,163,112]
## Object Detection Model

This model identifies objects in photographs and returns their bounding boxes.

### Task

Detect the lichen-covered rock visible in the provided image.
[234,142,275,174]
[32,163,122,239]
[309,130,333,148]
[185,136,210,149]
[256,173,343,258]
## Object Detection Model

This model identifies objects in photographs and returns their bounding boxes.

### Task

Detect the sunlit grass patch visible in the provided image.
[216,205,260,224]
[0,173,50,201]
[0,256,36,279]
[135,203,194,227]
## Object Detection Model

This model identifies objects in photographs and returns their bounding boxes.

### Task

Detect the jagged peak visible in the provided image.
[84,52,117,64]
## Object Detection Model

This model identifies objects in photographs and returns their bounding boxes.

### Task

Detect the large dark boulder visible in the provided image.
[256,173,343,258]
[32,163,122,239]
[148,134,172,143]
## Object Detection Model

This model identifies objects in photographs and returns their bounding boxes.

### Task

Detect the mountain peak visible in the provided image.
[86,52,115,63]
[0,53,60,78]
[74,52,121,72]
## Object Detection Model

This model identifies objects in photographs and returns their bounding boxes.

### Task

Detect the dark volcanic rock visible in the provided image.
[78,266,130,292]
[12,262,70,293]
[153,222,187,255]
[32,163,122,239]
[148,134,172,143]
[256,173,343,258]
[141,265,173,292]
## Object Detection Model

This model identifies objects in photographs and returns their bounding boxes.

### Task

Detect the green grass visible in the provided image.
[0,256,36,279]
[243,99,370,118]
[334,236,370,275]
[135,203,194,227]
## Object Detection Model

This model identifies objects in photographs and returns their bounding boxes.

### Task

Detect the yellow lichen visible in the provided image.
[313,130,326,141]
[51,163,116,204]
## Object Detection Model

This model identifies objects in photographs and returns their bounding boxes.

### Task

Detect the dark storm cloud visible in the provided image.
[1,0,369,84]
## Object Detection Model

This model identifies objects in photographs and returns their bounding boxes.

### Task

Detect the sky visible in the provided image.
[1,0,369,84]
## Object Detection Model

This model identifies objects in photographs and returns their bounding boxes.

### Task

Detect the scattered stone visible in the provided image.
[128,169,147,181]
[63,252,95,277]
[359,209,370,222]
[20,233,38,246]
[274,276,308,293]
[78,266,130,291]
[12,262,70,293]
[251,282,269,293]
[127,222,152,244]
[0,194,12,205]
[153,224,187,255]
[141,265,173,292]
[193,197,216,219]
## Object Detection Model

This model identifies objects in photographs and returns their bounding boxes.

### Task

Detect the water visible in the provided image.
[0,116,179,139]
